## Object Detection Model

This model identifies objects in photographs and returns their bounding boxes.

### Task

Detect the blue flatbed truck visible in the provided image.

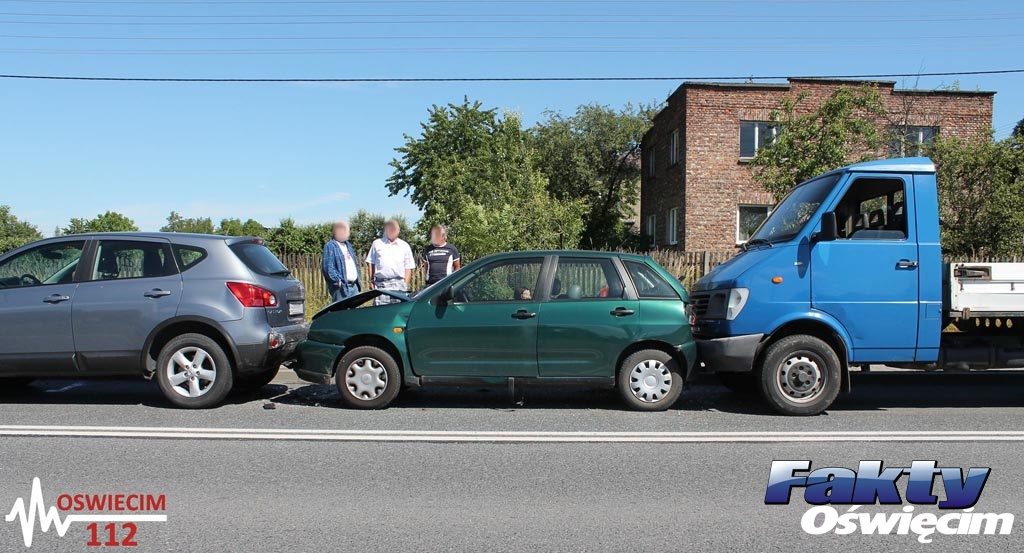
[691,157,1024,415]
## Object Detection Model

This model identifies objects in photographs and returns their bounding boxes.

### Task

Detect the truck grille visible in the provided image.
[690,292,710,317]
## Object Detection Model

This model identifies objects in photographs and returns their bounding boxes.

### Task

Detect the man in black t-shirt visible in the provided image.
[422,224,461,287]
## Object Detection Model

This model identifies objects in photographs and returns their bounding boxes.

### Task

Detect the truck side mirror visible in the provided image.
[815,212,838,242]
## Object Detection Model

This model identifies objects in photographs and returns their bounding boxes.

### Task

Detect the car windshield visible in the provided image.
[748,173,842,244]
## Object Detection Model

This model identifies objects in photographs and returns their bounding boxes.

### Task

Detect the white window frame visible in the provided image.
[736,204,772,244]
[666,208,678,245]
[646,147,656,177]
[646,214,657,248]
[669,129,679,165]
[740,121,780,160]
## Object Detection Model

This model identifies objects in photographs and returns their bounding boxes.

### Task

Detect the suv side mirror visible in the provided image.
[815,212,838,242]
[435,286,453,305]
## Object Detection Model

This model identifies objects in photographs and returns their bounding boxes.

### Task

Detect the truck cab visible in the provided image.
[692,157,947,415]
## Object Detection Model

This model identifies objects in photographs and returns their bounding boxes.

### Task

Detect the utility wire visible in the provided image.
[0,0,976,4]
[0,68,1019,83]
[2,33,1016,41]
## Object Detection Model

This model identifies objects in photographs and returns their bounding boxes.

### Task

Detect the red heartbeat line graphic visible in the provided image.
[4,478,167,548]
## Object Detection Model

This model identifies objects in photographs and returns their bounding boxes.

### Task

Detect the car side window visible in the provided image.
[550,257,624,300]
[0,241,86,289]
[92,240,177,281]
[624,261,679,299]
[453,258,543,303]
[833,177,908,240]
[172,245,207,271]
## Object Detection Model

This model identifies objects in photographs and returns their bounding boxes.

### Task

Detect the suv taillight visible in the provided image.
[227,282,278,308]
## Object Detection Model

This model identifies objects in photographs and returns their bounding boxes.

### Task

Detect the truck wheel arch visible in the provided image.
[758,318,852,392]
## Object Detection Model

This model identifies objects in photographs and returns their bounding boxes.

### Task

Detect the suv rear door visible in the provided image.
[71,238,183,374]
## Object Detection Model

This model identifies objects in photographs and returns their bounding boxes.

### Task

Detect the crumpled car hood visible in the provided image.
[311,289,410,319]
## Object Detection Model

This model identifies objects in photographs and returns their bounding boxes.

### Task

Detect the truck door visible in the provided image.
[810,173,919,362]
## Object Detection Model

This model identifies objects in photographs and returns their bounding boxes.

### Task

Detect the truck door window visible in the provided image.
[833,178,907,240]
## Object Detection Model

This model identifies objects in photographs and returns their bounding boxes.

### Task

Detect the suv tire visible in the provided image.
[616,348,684,411]
[757,335,841,416]
[335,346,401,409]
[156,333,234,409]
[234,365,280,393]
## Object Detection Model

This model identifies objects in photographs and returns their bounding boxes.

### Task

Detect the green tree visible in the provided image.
[1013,117,1024,139]
[0,205,43,254]
[930,134,1024,257]
[217,217,267,238]
[751,85,887,200]
[62,211,139,235]
[532,103,654,249]
[160,211,215,234]
[387,98,585,260]
[347,210,419,255]
[265,218,332,255]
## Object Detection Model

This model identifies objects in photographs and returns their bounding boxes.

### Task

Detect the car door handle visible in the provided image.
[144,289,172,298]
[511,309,536,320]
[896,259,919,269]
[43,294,70,304]
[610,307,635,317]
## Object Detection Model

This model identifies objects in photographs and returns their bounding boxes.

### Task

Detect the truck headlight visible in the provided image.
[704,288,749,320]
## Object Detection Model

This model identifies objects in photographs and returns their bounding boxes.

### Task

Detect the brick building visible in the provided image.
[640,78,994,251]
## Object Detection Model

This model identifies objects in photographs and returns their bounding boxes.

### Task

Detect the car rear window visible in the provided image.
[230,242,291,276]
[624,260,680,299]
[172,245,207,272]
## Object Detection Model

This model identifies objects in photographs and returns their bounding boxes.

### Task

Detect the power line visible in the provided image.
[0,68,1020,83]
[0,0,975,4]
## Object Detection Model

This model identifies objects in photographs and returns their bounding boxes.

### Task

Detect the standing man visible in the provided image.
[422,224,461,287]
[322,220,361,303]
[365,219,416,305]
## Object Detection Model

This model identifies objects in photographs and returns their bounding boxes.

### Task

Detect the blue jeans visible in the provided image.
[330,281,359,303]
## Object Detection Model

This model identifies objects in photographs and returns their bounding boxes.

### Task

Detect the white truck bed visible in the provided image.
[948,262,1024,316]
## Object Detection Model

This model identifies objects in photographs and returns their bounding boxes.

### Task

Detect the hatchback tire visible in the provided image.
[757,335,841,416]
[617,349,684,411]
[156,333,234,409]
[335,346,401,409]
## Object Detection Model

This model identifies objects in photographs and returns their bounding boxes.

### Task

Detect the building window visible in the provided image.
[647,147,656,177]
[646,214,657,248]
[739,121,779,159]
[890,126,939,157]
[669,129,679,165]
[737,204,772,243]
[666,208,678,245]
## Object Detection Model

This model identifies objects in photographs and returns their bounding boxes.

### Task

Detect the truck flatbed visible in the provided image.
[948,262,1024,318]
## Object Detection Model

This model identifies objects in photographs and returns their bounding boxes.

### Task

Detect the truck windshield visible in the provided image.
[748,173,841,244]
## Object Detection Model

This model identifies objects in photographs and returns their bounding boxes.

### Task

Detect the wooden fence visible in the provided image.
[278,249,734,317]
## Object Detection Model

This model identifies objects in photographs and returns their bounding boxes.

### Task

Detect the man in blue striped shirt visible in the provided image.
[322,220,361,303]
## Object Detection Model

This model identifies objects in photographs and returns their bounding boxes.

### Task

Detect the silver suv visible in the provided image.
[0,233,308,408]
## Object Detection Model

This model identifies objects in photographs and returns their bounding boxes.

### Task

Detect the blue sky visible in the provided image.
[1,0,1022,235]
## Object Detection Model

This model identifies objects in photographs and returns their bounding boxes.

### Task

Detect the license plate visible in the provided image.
[288,302,304,316]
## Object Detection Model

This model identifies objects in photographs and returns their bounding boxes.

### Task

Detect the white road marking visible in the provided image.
[1,425,1024,443]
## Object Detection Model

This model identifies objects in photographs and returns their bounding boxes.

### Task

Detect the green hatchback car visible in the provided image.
[293,250,697,411]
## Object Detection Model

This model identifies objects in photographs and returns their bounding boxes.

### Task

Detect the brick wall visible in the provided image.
[640,78,994,251]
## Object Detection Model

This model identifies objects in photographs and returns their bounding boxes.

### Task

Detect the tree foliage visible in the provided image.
[347,209,419,256]
[751,85,887,200]
[1013,117,1024,139]
[0,205,43,254]
[531,103,654,249]
[931,135,1024,257]
[217,217,267,238]
[387,98,586,260]
[61,211,139,234]
[161,211,215,234]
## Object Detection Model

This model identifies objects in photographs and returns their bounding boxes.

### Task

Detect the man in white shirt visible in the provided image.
[365,219,416,305]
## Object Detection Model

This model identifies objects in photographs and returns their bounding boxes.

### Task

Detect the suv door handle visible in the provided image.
[43,294,70,304]
[511,309,536,320]
[610,307,635,317]
[896,259,919,269]
[144,289,172,298]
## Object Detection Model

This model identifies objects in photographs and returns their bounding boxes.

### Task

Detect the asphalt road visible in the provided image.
[1,369,1022,552]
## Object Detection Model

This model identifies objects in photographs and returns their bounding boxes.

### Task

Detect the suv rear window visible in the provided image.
[624,260,679,299]
[230,242,291,276]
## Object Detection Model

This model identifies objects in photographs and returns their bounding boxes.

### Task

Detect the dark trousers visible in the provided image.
[330,281,359,302]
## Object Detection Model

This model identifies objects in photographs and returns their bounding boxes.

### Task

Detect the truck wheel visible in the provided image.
[156,333,234,409]
[335,346,401,409]
[757,335,841,416]
[617,349,684,411]
[233,365,280,393]
[717,372,757,394]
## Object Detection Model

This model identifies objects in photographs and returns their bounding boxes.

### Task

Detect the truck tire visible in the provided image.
[156,333,234,409]
[617,349,684,411]
[335,346,401,409]
[757,335,841,416]
[717,372,757,394]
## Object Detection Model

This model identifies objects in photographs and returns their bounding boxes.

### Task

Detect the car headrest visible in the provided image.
[566,284,583,300]
[551,277,561,296]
